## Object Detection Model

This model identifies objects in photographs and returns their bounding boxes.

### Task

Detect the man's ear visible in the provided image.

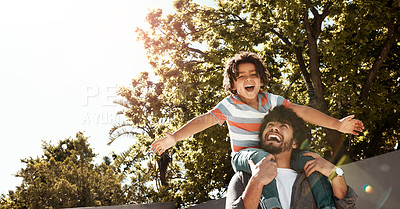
[292,141,298,149]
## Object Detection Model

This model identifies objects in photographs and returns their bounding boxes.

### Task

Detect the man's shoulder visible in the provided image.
[233,170,250,178]
[232,171,252,184]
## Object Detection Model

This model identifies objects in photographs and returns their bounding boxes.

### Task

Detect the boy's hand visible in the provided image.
[302,152,335,177]
[338,115,364,135]
[150,132,177,155]
[248,155,277,186]
[303,152,348,199]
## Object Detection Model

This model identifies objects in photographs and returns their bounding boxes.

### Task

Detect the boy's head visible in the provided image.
[223,52,270,94]
[259,106,311,154]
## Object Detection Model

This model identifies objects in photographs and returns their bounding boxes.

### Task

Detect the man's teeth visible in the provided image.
[268,134,281,142]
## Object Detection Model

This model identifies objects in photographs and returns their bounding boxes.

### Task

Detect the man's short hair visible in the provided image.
[259,106,311,150]
[223,52,270,94]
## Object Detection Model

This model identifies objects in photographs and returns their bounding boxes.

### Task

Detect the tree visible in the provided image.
[0,132,126,209]
[111,0,399,207]
[109,72,231,207]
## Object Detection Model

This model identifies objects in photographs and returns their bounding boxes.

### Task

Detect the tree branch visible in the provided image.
[270,28,292,46]
[294,46,317,104]
[269,28,316,104]
[187,46,205,55]
[360,15,397,100]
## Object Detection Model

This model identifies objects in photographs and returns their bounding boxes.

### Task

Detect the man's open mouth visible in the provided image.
[266,132,282,143]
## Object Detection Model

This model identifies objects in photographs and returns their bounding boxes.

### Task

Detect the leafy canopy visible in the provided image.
[111,0,399,207]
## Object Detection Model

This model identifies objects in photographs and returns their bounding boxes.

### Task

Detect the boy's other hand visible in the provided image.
[150,132,177,155]
[338,115,365,135]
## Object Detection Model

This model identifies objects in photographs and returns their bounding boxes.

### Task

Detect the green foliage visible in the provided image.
[111,0,399,207]
[0,132,126,209]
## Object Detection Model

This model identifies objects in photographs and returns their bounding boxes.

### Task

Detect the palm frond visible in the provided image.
[113,99,130,109]
[108,128,139,145]
[109,122,132,136]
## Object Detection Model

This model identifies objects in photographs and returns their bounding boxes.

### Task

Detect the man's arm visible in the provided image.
[289,103,364,135]
[225,171,263,209]
[226,155,277,209]
[330,174,348,200]
[226,172,248,209]
[302,152,348,199]
[241,176,265,209]
[243,155,277,209]
[150,113,218,154]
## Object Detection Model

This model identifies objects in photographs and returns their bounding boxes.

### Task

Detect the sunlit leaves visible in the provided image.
[1,133,125,208]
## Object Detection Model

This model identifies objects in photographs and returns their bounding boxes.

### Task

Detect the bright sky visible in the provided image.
[0,0,177,194]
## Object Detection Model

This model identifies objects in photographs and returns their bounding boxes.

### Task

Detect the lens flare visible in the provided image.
[377,187,392,209]
[363,184,373,194]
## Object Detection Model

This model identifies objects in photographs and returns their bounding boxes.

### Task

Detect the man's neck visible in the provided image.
[274,151,292,169]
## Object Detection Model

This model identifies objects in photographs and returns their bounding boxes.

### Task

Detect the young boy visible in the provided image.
[151,52,364,209]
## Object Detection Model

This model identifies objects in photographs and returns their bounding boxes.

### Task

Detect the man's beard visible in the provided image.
[261,138,294,154]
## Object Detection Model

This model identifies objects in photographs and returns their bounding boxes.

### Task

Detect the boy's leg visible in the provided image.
[291,151,336,209]
[232,148,281,209]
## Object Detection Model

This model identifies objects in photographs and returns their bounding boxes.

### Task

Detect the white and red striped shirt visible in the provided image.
[210,91,291,155]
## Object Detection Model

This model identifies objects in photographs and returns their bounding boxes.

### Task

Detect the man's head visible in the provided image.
[223,52,270,94]
[259,106,311,155]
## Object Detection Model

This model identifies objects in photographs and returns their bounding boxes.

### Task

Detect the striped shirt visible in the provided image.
[210,91,291,154]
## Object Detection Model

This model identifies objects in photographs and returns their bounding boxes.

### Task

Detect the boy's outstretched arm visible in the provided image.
[150,113,219,154]
[289,103,364,135]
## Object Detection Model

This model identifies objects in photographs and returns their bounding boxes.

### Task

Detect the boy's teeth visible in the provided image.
[245,85,255,91]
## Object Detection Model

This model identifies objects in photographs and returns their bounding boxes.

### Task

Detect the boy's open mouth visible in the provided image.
[245,85,255,92]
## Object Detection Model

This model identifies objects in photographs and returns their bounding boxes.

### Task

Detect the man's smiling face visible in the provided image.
[260,121,296,154]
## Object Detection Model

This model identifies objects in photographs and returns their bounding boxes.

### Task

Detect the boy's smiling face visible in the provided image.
[232,63,263,102]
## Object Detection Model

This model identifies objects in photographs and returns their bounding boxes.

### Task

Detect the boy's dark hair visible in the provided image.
[223,52,270,94]
[259,106,311,152]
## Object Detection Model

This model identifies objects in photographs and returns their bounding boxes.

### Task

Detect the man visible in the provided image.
[225,106,357,209]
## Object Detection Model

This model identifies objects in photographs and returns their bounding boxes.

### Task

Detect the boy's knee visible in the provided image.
[291,150,317,170]
[233,148,270,164]
[242,148,270,164]
[298,150,316,161]
[252,152,270,163]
